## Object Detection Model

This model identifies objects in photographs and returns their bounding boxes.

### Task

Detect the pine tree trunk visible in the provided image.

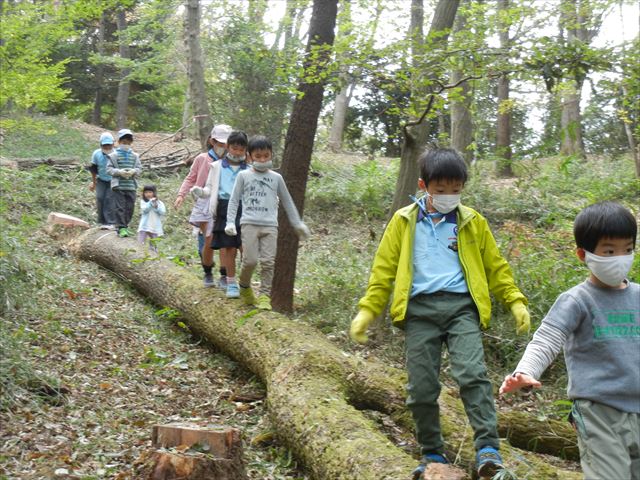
[184,0,212,150]
[67,228,582,480]
[271,0,339,313]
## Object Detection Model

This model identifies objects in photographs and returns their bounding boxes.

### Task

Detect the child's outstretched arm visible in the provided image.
[500,321,568,395]
[276,176,309,240]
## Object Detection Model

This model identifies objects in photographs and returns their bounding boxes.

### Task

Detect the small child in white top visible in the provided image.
[224,135,309,310]
[137,184,166,251]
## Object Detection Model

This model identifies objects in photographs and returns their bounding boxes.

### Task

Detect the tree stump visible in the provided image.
[135,424,246,480]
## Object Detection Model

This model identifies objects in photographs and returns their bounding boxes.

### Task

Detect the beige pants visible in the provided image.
[239,224,278,296]
[572,399,640,480]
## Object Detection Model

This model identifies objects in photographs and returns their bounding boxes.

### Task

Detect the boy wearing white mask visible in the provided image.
[224,135,310,311]
[500,201,639,480]
[349,148,530,479]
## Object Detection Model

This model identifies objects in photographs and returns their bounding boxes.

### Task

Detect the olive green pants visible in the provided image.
[404,292,499,455]
[572,399,640,480]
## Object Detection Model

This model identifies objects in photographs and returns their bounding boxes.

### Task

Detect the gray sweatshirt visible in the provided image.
[515,279,640,413]
[226,168,302,228]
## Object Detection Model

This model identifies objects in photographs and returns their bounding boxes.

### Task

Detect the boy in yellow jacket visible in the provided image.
[350,148,530,479]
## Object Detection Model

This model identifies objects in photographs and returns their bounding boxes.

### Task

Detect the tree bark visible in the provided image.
[496,0,513,176]
[271,0,339,313]
[389,0,460,216]
[91,11,107,126]
[68,229,582,479]
[184,0,212,150]
[450,0,473,164]
[115,8,131,130]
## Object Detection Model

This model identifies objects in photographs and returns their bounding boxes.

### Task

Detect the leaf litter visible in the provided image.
[1,234,307,479]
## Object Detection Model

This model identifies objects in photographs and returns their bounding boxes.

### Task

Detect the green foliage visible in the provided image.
[306,157,397,221]
[0,115,95,159]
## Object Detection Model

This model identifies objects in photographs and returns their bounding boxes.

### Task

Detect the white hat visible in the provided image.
[210,124,232,143]
[118,128,133,139]
[100,132,114,145]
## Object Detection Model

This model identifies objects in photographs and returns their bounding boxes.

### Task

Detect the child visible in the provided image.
[224,135,310,310]
[500,201,638,480]
[191,131,249,299]
[137,185,166,251]
[174,124,232,287]
[88,132,115,228]
[106,129,142,238]
[350,148,530,479]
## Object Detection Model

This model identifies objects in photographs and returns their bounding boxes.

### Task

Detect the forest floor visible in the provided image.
[6,117,635,479]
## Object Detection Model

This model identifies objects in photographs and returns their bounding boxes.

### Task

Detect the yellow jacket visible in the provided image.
[358,203,527,329]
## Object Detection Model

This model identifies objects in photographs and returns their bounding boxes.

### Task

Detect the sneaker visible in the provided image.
[257,294,272,311]
[476,446,503,478]
[412,453,448,480]
[226,282,240,298]
[218,276,228,289]
[118,227,130,238]
[203,273,215,287]
[239,286,257,305]
[100,224,115,230]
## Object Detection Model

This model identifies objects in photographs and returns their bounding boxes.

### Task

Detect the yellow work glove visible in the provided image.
[511,301,530,335]
[349,309,375,344]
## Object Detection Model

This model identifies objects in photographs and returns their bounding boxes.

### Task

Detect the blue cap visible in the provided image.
[118,128,133,139]
[100,132,114,145]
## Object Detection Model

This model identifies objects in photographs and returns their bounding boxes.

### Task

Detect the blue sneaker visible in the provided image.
[412,453,448,480]
[226,282,240,298]
[476,446,503,478]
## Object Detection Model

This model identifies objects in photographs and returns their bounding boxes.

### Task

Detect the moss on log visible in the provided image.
[70,229,580,479]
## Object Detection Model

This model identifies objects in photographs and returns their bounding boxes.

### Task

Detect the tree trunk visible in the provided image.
[271,0,339,313]
[495,0,513,175]
[496,73,513,175]
[559,81,586,158]
[621,87,639,176]
[68,229,582,479]
[115,8,130,130]
[91,11,107,126]
[389,0,460,215]
[450,0,473,164]
[328,81,351,153]
[184,0,212,150]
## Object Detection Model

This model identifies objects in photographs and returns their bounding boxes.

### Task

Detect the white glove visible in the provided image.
[294,222,310,241]
[225,224,237,236]
[190,186,204,198]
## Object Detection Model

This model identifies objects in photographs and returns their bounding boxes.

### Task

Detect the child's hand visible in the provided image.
[294,223,311,241]
[511,301,530,335]
[225,224,237,236]
[499,372,541,395]
[190,186,204,198]
[89,182,96,192]
[349,309,375,344]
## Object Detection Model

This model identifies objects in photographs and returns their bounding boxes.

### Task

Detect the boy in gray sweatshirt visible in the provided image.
[224,136,309,311]
[500,201,639,480]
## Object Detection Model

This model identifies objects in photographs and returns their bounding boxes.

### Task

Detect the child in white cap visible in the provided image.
[88,132,115,228]
[174,124,232,286]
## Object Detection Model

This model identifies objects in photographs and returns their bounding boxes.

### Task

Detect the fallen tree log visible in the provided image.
[69,228,581,479]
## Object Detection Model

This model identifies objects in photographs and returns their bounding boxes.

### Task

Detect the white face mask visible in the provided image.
[584,251,634,287]
[428,193,461,214]
[253,161,272,172]
[227,153,245,164]
[213,145,226,157]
